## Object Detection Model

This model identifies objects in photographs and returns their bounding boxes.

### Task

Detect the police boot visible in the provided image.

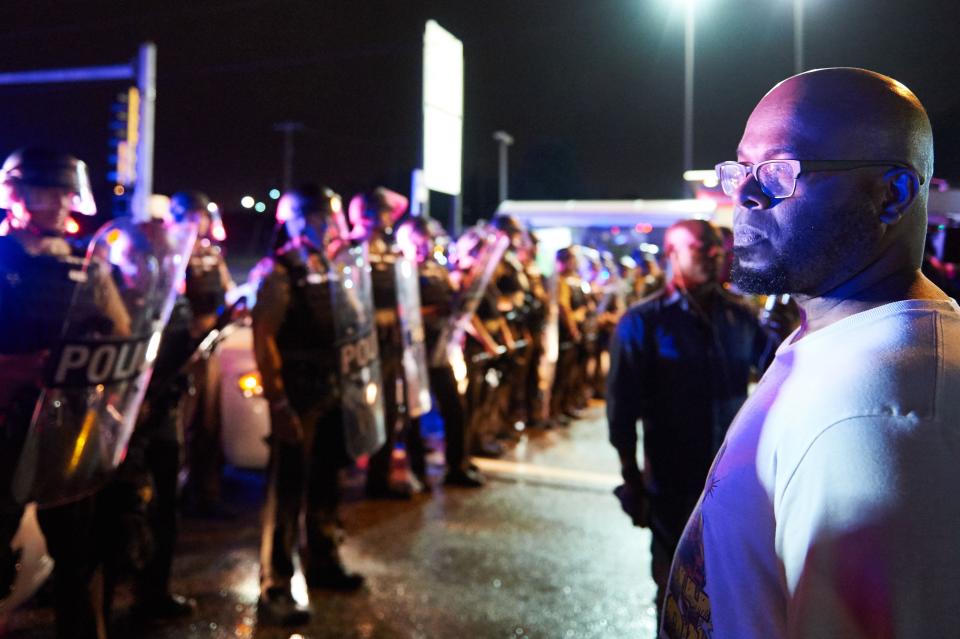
[132,593,197,621]
[305,563,365,591]
[257,588,311,627]
[443,467,486,488]
[303,516,364,592]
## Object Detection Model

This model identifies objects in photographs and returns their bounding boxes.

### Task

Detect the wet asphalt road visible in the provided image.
[5,404,658,638]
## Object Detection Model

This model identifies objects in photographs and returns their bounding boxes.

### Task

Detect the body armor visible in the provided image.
[418,260,454,352]
[273,247,339,412]
[185,244,226,316]
[0,237,83,355]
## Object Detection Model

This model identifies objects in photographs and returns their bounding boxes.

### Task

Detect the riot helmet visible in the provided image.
[347,187,408,239]
[450,225,490,273]
[492,213,531,254]
[277,184,343,248]
[0,147,96,233]
[169,190,210,223]
[170,190,224,241]
[396,215,449,265]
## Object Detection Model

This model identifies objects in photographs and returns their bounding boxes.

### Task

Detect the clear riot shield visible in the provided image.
[538,271,560,419]
[12,217,197,507]
[331,243,386,459]
[430,227,511,375]
[395,255,431,418]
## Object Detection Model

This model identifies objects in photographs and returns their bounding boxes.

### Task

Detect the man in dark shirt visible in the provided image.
[606,219,778,614]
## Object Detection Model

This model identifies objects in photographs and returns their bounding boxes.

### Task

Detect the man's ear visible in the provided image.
[879,168,920,225]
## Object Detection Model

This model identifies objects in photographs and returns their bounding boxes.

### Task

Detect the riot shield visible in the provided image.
[395,255,432,418]
[331,243,387,459]
[11,217,197,507]
[430,226,511,372]
[538,270,560,419]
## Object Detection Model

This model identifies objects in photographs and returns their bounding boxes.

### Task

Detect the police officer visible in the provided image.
[520,230,551,428]
[101,195,212,620]
[169,191,236,515]
[451,227,515,458]
[349,187,421,498]
[551,246,588,423]
[491,215,539,430]
[0,147,129,639]
[253,184,364,627]
[398,217,484,487]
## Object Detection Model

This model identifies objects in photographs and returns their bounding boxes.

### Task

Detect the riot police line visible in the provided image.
[0,147,662,634]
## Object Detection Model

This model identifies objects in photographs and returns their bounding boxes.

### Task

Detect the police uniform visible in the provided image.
[464,289,512,457]
[1,232,129,639]
[365,233,420,496]
[253,242,357,605]
[417,258,480,484]
[495,251,535,429]
[103,292,196,619]
[522,255,550,426]
[551,262,589,420]
[182,240,231,511]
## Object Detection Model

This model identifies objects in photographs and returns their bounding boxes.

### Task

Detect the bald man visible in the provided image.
[661,68,960,639]
[606,219,777,618]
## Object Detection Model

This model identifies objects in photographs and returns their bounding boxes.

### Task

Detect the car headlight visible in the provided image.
[238,372,263,398]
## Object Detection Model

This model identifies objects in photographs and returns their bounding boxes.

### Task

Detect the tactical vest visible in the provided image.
[368,249,399,311]
[274,250,337,361]
[418,260,453,351]
[273,249,339,409]
[0,236,84,355]
[568,276,588,311]
[185,246,225,316]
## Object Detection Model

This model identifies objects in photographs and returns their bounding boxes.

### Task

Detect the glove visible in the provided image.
[268,399,304,444]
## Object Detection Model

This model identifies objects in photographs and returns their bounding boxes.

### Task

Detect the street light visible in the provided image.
[681,0,696,177]
[273,121,304,191]
[493,131,514,203]
[793,0,804,74]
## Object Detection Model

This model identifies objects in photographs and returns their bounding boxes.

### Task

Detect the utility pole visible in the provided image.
[0,42,157,221]
[493,130,514,203]
[273,121,304,191]
[794,0,805,75]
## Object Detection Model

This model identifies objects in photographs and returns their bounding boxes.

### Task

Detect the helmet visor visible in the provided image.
[0,158,97,215]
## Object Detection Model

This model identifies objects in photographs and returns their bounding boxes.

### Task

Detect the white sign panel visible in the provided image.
[422,20,463,196]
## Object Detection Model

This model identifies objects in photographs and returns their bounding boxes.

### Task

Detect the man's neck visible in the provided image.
[793,266,949,339]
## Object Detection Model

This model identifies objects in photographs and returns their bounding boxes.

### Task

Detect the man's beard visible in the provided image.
[731,254,789,295]
[730,197,881,297]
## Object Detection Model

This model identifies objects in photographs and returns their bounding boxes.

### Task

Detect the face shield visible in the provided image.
[0,155,97,217]
[208,208,227,242]
[278,189,342,249]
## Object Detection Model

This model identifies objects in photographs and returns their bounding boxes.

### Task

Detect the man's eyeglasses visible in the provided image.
[715,159,924,199]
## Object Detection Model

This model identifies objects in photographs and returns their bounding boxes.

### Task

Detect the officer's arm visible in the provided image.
[498,316,516,350]
[466,314,502,356]
[606,311,647,485]
[218,257,236,292]
[251,265,290,404]
[557,279,581,341]
[93,261,132,337]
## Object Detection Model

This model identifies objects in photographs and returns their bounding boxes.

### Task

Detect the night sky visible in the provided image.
[1,0,958,229]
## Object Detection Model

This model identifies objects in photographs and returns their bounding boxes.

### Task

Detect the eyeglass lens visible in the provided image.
[719,162,796,198]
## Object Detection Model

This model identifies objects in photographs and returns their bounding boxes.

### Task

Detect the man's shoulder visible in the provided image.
[713,287,762,321]
[624,288,668,317]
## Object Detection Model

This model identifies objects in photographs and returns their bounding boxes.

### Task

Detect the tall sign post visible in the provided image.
[421,20,464,234]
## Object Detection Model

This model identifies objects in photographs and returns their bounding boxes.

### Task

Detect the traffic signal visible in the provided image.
[108,86,139,215]
[108,86,139,185]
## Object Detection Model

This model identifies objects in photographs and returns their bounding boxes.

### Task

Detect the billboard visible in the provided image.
[422,20,463,196]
